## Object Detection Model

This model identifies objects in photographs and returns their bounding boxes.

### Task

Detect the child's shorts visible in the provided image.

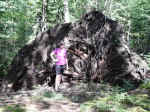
[55,65,66,75]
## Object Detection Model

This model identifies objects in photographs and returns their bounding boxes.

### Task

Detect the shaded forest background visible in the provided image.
[0,0,150,79]
[1,1,150,112]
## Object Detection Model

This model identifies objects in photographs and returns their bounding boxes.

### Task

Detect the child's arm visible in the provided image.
[50,51,58,62]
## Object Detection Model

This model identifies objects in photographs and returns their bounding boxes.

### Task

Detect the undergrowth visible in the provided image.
[1,105,26,112]
[80,83,150,112]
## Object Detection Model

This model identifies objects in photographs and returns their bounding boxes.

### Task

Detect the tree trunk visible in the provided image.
[64,0,70,23]
[104,0,112,17]
[41,0,48,32]
[95,0,100,10]
[6,11,150,91]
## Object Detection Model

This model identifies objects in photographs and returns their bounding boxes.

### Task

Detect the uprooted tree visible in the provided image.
[5,11,150,91]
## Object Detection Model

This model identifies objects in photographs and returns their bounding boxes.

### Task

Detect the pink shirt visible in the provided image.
[53,48,67,65]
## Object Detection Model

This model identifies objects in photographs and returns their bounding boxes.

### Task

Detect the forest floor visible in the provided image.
[0,82,150,112]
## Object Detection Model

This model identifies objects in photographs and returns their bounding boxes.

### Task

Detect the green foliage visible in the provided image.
[47,0,64,24]
[128,0,150,52]
[0,37,17,77]
[69,0,88,21]
[122,80,135,90]
[144,53,150,67]
[140,79,150,89]
[80,85,150,112]
[3,105,25,112]
[0,0,36,77]
[100,0,150,53]
[43,91,66,100]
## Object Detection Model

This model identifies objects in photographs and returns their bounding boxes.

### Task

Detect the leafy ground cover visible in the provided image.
[80,84,150,112]
[0,82,150,112]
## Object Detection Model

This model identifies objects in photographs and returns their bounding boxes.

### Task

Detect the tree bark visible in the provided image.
[64,0,70,23]
[95,0,100,10]
[104,0,112,17]
[41,0,48,32]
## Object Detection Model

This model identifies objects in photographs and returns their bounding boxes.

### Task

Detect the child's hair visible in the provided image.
[57,41,64,47]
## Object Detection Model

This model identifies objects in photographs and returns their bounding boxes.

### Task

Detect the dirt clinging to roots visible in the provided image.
[5,11,149,91]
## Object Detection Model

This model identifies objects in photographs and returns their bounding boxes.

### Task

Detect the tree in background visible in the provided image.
[128,0,150,53]
[0,0,34,77]
[64,0,70,23]
[41,0,48,32]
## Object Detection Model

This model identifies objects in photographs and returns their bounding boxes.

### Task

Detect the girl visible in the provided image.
[50,42,68,91]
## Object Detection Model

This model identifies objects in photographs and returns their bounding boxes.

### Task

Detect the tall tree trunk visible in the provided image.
[104,0,112,17]
[41,0,48,32]
[108,0,112,17]
[64,0,70,23]
[95,0,100,10]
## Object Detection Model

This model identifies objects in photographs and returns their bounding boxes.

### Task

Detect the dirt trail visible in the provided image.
[0,83,101,112]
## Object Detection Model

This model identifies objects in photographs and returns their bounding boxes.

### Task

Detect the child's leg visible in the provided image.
[55,65,62,91]
[55,75,62,91]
